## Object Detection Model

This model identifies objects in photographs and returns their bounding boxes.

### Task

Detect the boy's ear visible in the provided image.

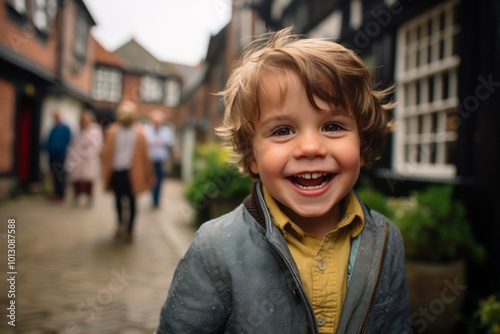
[358,147,366,167]
[249,159,259,175]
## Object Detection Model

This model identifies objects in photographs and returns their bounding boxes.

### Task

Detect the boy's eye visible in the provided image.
[323,123,344,132]
[271,126,294,137]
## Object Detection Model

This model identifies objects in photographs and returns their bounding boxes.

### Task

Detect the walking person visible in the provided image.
[145,110,175,209]
[45,110,72,202]
[102,100,155,242]
[67,110,103,207]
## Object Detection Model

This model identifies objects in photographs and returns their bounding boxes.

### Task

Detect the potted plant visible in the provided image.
[184,142,254,227]
[358,184,485,333]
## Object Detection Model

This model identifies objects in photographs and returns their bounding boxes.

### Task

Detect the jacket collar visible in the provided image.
[243,180,266,229]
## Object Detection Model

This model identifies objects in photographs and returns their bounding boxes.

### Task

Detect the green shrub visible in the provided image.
[184,142,253,226]
[357,184,486,263]
[389,185,485,262]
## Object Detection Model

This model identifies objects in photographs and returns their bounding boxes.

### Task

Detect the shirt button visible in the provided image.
[318,260,326,271]
[317,315,326,326]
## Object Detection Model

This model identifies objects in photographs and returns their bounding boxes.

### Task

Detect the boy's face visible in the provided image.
[250,71,363,227]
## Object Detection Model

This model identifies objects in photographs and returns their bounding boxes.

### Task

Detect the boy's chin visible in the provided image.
[283,204,336,219]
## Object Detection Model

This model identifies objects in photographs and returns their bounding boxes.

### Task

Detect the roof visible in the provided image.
[114,39,177,77]
[113,38,207,93]
[75,0,96,26]
[205,24,228,64]
[92,36,125,67]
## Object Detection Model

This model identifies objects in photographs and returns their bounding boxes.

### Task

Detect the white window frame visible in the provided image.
[92,66,122,103]
[31,0,49,32]
[140,75,163,103]
[164,79,180,107]
[350,0,362,30]
[8,0,26,14]
[393,0,460,180]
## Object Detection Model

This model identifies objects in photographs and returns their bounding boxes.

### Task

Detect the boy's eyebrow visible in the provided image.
[258,106,352,126]
[259,114,296,127]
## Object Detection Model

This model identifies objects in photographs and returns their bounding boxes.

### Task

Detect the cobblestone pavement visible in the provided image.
[0,179,196,334]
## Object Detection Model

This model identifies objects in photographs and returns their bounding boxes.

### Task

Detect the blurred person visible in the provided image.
[67,110,103,207]
[145,110,175,209]
[102,101,155,242]
[45,110,72,202]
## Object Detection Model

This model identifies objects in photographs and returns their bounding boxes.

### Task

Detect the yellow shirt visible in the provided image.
[263,187,364,333]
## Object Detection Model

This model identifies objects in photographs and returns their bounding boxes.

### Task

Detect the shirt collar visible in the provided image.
[262,184,364,239]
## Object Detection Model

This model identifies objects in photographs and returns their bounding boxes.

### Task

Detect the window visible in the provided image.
[92,66,122,102]
[164,79,180,107]
[393,0,460,179]
[308,10,342,39]
[140,75,163,103]
[350,0,362,30]
[7,0,27,14]
[31,0,57,32]
[8,0,57,35]
[74,11,89,61]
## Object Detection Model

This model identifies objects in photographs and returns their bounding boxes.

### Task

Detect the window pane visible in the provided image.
[164,79,180,107]
[92,67,122,102]
[446,109,458,132]
[32,0,48,31]
[417,115,423,135]
[442,71,449,99]
[74,13,88,60]
[140,75,163,102]
[428,76,434,102]
[445,140,457,164]
[416,80,421,105]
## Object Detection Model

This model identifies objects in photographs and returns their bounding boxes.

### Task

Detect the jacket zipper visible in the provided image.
[273,242,319,334]
[358,222,389,334]
[256,181,318,333]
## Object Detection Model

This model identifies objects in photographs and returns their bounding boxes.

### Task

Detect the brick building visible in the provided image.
[0,0,188,197]
[0,0,96,198]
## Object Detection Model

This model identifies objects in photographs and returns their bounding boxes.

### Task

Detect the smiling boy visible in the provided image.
[157,27,411,334]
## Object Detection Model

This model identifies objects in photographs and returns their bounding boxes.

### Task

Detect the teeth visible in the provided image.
[295,172,328,179]
[295,179,329,190]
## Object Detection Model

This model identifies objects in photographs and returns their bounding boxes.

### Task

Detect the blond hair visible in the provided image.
[216,27,395,178]
[116,100,137,127]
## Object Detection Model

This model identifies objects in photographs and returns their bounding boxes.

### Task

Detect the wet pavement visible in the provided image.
[0,179,196,334]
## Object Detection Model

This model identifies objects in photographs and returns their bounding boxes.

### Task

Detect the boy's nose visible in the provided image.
[293,131,327,159]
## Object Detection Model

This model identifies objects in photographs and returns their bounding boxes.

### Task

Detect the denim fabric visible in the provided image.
[152,161,164,207]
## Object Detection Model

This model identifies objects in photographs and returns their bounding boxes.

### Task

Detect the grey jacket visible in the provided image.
[157,181,412,333]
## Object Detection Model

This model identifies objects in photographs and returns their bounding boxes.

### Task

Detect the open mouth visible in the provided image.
[288,172,332,190]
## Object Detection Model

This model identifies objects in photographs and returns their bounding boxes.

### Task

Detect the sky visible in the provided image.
[84,0,232,66]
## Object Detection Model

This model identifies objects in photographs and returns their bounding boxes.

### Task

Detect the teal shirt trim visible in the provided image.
[348,231,361,285]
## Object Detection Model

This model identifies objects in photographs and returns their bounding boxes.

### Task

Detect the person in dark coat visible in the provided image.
[45,110,72,202]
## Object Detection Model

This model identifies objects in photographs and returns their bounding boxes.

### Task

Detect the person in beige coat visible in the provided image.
[102,100,155,242]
